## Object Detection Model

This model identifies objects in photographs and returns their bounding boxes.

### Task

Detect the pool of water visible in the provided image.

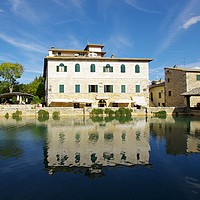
[0,116,200,200]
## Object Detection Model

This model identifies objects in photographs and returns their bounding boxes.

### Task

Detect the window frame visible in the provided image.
[75,84,80,93]
[121,85,126,93]
[197,75,200,81]
[135,84,140,93]
[88,85,98,93]
[90,64,95,72]
[75,63,80,72]
[59,84,64,93]
[121,64,125,73]
[104,85,113,93]
[135,64,140,73]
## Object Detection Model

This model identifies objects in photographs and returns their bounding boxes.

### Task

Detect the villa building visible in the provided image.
[165,66,200,107]
[43,44,152,108]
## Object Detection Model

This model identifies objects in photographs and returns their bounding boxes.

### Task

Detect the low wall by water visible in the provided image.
[0,105,198,118]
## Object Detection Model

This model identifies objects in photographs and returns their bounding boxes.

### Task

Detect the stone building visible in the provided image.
[43,44,152,108]
[149,79,165,107]
[164,66,200,107]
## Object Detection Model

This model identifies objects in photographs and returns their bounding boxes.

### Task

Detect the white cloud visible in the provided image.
[155,0,200,56]
[124,0,161,14]
[182,16,200,29]
[0,33,47,53]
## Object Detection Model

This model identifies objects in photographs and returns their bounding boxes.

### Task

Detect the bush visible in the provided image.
[105,108,115,116]
[154,110,167,118]
[38,110,49,122]
[52,111,60,120]
[12,110,22,121]
[115,108,132,117]
[90,108,103,116]
[5,113,9,119]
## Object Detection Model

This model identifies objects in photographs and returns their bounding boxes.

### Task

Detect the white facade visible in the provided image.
[43,44,152,108]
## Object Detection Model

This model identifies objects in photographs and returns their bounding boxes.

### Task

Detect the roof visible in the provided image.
[165,66,200,73]
[0,92,33,98]
[44,56,153,62]
[149,82,165,89]
[181,87,200,96]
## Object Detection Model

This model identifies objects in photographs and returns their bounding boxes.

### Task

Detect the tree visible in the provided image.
[0,62,24,93]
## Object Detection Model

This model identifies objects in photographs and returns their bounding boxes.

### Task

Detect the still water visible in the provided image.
[0,116,200,200]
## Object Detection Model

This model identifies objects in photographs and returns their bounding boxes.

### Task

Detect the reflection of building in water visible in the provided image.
[44,117,150,176]
[149,117,200,155]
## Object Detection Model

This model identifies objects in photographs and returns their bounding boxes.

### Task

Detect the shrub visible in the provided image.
[105,108,115,116]
[115,108,132,117]
[5,113,9,119]
[52,111,60,120]
[38,110,49,122]
[154,110,167,118]
[90,108,103,116]
[12,110,22,121]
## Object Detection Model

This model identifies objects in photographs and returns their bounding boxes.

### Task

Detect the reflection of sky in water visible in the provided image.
[0,116,200,199]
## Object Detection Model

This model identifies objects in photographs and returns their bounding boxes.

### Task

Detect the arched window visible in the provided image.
[75,63,80,72]
[103,64,113,72]
[135,64,140,73]
[121,64,125,73]
[90,64,95,72]
[57,63,67,72]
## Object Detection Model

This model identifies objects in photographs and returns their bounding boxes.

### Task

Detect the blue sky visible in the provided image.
[0,0,200,83]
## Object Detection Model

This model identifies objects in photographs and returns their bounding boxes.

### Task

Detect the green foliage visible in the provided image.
[0,62,24,92]
[52,111,60,120]
[38,110,49,122]
[115,108,132,117]
[32,96,41,104]
[154,110,167,118]
[104,108,115,116]
[90,108,103,116]
[5,113,9,119]
[12,110,22,121]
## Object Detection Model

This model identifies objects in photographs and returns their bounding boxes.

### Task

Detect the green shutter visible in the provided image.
[110,85,113,92]
[135,65,140,73]
[88,85,91,93]
[136,85,140,93]
[121,85,126,93]
[64,66,67,72]
[75,64,80,72]
[104,85,106,92]
[91,64,95,72]
[57,66,59,72]
[96,85,98,93]
[197,75,200,81]
[75,85,80,93]
[59,85,64,93]
[103,66,106,72]
[121,64,125,73]
[110,66,113,72]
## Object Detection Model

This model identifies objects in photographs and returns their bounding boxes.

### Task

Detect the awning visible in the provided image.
[132,96,147,106]
[112,99,133,103]
[51,99,73,103]
[73,99,95,103]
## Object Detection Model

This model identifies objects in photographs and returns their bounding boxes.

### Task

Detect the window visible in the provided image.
[75,63,80,72]
[90,64,95,72]
[167,78,170,82]
[121,85,126,93]
[159,92,161,98]
[104,85,113,93]
[168,91,171,96]
[59,85,64,93]
[56,63,67,72]
[121,64,125,73]
[58,52,61,56]
[135,64,140,73]
[75,84,80,93]
[197,75,200,81]
[135,84,140,93]
[103,64,113,72]
[88,85,98,93]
